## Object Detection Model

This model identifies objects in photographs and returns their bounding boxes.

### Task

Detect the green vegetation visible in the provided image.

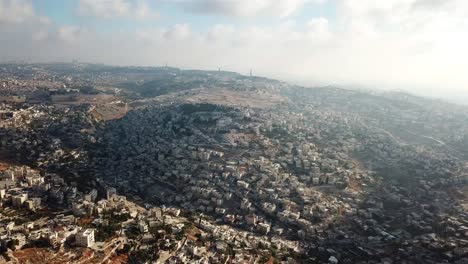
[77,85,100,95]
[180,103,221,114]
[128,247,159,264]
[95,224,119,242]
[118,77,203,98]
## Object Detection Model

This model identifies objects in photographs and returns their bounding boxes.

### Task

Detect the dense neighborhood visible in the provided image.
[1,63,468,263]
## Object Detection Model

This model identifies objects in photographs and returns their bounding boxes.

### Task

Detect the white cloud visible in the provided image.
[77,0,159,20]
[163,24,191,40]
[0,0,53,44]
[206,24,235,41]
[306,17,331,40]
[184,0,324,18]
[0,0,35,24]
[57,26,91,43]
[326,0,468,96]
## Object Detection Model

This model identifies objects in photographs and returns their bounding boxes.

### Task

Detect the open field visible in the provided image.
[88,102,130,121]
[185,89,287,108]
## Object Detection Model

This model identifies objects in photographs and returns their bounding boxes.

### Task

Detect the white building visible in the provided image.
[75,229,95,247]
[12,193,28,207]
[138,221,149,233]
[106,187,117,200]
[84,189,98,202]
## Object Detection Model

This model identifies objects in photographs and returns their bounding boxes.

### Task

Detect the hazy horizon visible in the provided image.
[1,0,467,104]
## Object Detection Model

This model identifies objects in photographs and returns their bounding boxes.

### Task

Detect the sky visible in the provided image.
[0,0,467,103]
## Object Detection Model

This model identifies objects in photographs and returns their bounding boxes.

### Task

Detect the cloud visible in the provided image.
[57,26,91,43]
[411,0,454,10]
[183,0,324,18]
[77,0,159,20]
[306,17,331,40]
[206,24,235,41]
[0,0,35,24]
[0,0,468,101]
[0,0,52,43]
[338,0,468,34]
[163,23,191,40]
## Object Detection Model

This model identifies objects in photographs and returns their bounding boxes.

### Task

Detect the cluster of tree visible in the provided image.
[95,223,120,242]
[77,85,100,94]
[180,103,223,114]
[118,77,202,98]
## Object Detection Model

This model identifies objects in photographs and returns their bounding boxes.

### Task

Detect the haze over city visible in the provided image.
[0,0,467,103]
